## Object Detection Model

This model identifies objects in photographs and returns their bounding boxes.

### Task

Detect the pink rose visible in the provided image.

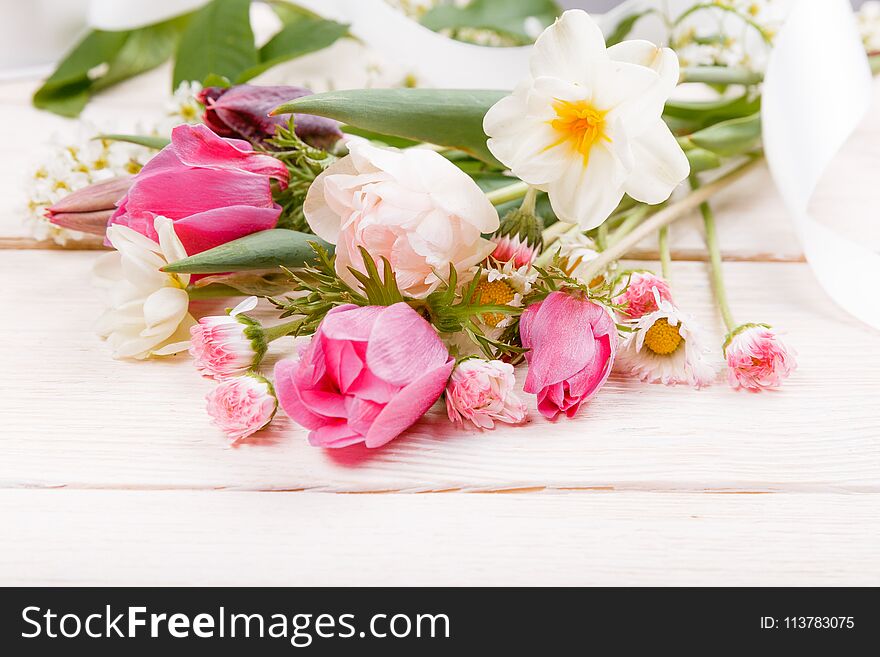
[205,373,277,443]
[274,302,454,448]
[520,291,618,420]
[109,124,289,255]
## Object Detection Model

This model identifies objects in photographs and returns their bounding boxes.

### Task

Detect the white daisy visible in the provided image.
[616,289,716,388]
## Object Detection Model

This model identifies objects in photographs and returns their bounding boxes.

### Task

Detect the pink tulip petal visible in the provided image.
[172,204,280,254]
[320,305,383,342]
[523,292,598,393]
[48,176,132,213]
[308,422,362,448]
[274,359,328,430]
[170,124,289,186]
[299,389,348,418]
[348,367,399,404]
[345,396,384,437]
[365,358,453,448]
[366,302,450,387]
[322,338,364,394]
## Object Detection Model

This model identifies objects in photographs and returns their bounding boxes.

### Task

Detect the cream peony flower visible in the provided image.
[483,10,690,229]
[304,139,499,298]
[93,216,195,359]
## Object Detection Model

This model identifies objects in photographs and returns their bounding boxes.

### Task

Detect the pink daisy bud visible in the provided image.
[445,359,527,429]
[190,297,267,379]
[724,324,797,391]
[491,206,543,267]
[613,271,674,319]
[205,372,277,443]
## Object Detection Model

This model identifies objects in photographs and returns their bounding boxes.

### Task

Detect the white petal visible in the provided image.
[155,215,188,264]
[607,42,679,134]
[623,121,691,205]
[140,286,189,338]
[231,296,259,316]
[303,154,360,243]
[547,147,625,229]
[592,59,661,114]
[530,10,607,86]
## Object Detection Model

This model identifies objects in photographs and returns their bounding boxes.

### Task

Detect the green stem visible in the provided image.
[596,223,609,251]
[870,53,880,76]
[673,3,773,45]
[607,204,651,248]
[691,176,737,332]
[679,66,763,86]
[519,185,538,214]
[578,157,762,282]
[659,226,671,280]
[262,317,305,343]
[485,181,530,206]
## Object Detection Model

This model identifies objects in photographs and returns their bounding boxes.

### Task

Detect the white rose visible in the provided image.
[304,139,499,298]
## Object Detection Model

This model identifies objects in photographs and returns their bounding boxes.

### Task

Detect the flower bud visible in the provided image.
[198,84,343,149]
[206,372,277,443]
[46,176,133,235]
[445,358,526,429]
[189,297,267,380]
[724,323,797,391]
[491,206,544,267]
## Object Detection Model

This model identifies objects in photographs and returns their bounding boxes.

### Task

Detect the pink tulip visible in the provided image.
[109,124,289,255]
[274,303,454,449]
[199,85,342,149]
[520,291,617,420]
[46,176,133,235]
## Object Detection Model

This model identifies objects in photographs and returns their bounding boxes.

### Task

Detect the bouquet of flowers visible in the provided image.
[33,0,880,447]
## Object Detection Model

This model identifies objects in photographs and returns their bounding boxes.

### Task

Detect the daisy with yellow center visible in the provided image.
[483,10,690,230]
[616,289,716,388]
[471,259,537,330]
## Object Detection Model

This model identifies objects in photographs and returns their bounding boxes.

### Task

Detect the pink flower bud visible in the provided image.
[724,324,797,391]
[46,176,133,235]
[445,359,526,429]
[189,297,266,380]
[206,373,277,443]
[613,271,674,319]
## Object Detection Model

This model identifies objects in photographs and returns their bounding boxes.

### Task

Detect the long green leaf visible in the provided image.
[605,11,649,46]
[163,229,333,274]
[33,30,130,116]
[173,0,258,88]
[237,15,349,82]
[276,89,507,165]
[421,0,560,43]
[98,134,171,150]
[689,113,762,157]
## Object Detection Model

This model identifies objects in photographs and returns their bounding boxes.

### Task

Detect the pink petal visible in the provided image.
[308,422,362,448]
[320,305,383,342]
[170,124,289,186]
[365,302,450,387]
[365,358,453,448]
[344,396,384,436]
[299,389,348,418]
[274,359,328,430]
[172,204,280,254]
[523,292,597,393]
[322,339,364,393]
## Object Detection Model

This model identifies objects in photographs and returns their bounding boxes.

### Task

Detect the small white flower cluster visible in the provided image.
[23,125,151,244]
[858,1,880,53]
[25,81,204,245]
[671,0,781,71]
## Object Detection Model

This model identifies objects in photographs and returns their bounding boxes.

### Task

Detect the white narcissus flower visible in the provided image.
[93,216,195,360]
[304,138,499,298]
[483,10,690,229]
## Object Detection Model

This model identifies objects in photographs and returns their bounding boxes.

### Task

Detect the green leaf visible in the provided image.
[664,94,761,132]
[91,15,189,92]
[163,229,333,274]
[33,30,130,116]
[277,88,507,165]
[688,113,762,157]
[173,0,258,88]
[97,134,171,150]
[685,147,722,173]
[421,0,560,43]
[606,11,649,47]
[237,15,349,82]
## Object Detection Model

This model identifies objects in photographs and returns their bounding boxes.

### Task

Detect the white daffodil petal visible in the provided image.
[231,296,259,316]
[547,148,625,229]
[624,120,692,205]
[530,9,607,86]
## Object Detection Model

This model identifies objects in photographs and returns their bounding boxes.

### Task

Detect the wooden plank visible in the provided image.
[2,489,878,585]
[2,250,878,493]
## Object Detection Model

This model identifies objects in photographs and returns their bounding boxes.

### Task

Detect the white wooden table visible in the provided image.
[2,69,880,586]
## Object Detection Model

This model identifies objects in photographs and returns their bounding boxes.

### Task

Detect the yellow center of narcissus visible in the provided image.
[549,99,610,165]
[644,317,683,355]
[472,279,516,327]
